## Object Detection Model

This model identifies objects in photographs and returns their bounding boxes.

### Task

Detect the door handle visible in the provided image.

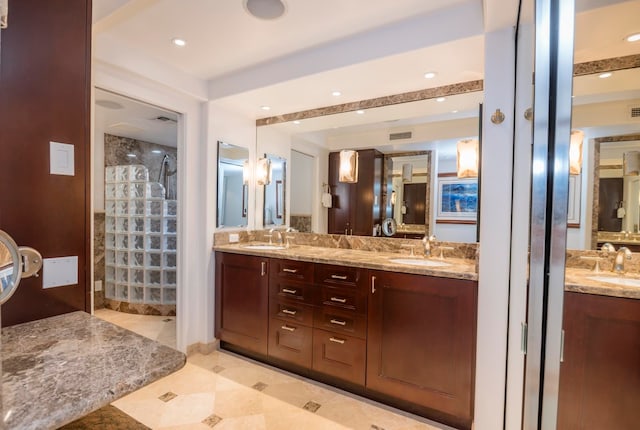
[261,261,266,276]
[371,275,376,294]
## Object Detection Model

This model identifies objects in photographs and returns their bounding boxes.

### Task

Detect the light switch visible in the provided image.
[43,256,78,288]
[50,141,75,176]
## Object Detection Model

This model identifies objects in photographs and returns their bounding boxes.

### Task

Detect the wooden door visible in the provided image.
[557,292,640,429]
[0,0,92,326]
[367,270,477,425]
[215,252,269,355]
[402,183,427,225]
[598,178,623,232]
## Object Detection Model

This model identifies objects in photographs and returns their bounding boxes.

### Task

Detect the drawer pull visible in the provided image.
[281,325,296,332]
[261,262,266,276]
[329,337,345,344]
[282,288,298,295]
[371,275,376,294]
[331,274,348,280]
[283,268,298,274]
[282,309,297,315]
[330,297,347,303]
[330,319,347,326]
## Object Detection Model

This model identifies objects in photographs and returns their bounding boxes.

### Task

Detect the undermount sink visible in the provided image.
[587,275,640,288]
[242,244,286,250]
[388,258,450,268]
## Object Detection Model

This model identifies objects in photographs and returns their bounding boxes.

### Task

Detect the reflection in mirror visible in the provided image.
[217,141,249,228]
[290,150,314,232]
[263,154,287,227]
[0,230,21,304]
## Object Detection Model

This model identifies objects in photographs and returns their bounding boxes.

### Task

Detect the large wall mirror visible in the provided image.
[262,154,287,228]
[217,141,249,228]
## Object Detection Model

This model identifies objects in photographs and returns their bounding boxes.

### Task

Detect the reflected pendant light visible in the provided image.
[339,150,358,183]
[242,160,250,185]
[456,139,479,178]
[256,157,271,185]
[624,151,640,176]
[402,164,413,182]
[569,130,584,175]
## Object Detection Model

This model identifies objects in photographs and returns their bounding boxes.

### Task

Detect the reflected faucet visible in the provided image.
[269,228,283,245]
[423,235,436,258]
[612,246,632,274]
[601,242,616,253]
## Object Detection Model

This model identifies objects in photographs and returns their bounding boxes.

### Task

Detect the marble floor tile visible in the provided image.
[94,308,176,349]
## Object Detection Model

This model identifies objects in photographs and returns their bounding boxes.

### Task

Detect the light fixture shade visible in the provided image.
[569,130,584,175]
[402,163,413,182]
[391,190,397,206]
[242,160,250,185]
[256,157,271,185]
[624,151,640,176]
[339,150,358,183]
[456,139,479,178]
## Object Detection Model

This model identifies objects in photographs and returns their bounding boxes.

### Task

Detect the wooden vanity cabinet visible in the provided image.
[215,252,269,355]
[557,292,640,429]
[328,149,383,236]
[366,270,477,425]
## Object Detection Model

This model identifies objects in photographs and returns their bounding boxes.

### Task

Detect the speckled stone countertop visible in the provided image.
[214,243,478,281]
[565,268,640,299]
[2,311,186,430]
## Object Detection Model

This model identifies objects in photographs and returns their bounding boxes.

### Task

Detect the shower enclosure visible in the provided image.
[104,165,177,308]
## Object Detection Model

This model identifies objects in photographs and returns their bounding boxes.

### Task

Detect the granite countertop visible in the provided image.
[214,243,478,281]
[565,268,640,299]
[2,311,186,430]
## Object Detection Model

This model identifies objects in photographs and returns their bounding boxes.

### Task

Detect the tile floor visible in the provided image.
[95,309,454,430]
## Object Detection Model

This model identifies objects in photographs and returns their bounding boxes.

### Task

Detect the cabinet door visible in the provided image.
[558,292,640,429]
[367,270,477,422]
[215,252,269,355]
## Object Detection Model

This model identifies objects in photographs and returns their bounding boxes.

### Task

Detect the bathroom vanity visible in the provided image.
[214,243,478,429]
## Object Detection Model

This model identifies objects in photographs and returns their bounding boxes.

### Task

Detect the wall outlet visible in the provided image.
[229,233,240,243]
[95,280,103,292]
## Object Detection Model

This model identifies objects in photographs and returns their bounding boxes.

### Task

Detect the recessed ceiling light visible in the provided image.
[424,72,437,79]
[261,105,271,111]
[244,0,286,20]
[436,97,446,102]
[332,91,342,96]
[151,150,163,154]
[172,38,187,47]
[598,72,612,79]
[626,32,640,42]
[356,110,365,114]
[293,120,301,125]
[127,153,137,158]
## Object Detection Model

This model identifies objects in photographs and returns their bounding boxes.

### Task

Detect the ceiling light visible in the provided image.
[424,72,437,79]
[356,110,365,114]
[332,91,342,96]
[598,72,612,79]
[127,153,137,158]
[626,32,640,42]
[151,150,163,154]
[172,38,186,47]
[436,97,446,102]
[293,120,301,124]
[261,105,271,111]
[244,0,286,20]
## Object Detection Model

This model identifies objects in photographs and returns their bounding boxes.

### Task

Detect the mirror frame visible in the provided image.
[0,230,22,305]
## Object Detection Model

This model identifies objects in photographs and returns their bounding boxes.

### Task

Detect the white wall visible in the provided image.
[292,138,329,234]
[291,150,314,216]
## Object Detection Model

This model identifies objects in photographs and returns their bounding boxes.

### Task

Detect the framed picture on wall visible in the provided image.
[436,177,478,223]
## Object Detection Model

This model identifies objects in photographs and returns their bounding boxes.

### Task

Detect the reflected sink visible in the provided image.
[587,276,640,288]
[242,244,287,250]
[388,258,450,268]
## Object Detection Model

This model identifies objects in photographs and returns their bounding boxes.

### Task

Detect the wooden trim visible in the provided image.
[436,219,477,225]
[85,0,93,313]
[438,172,458,178]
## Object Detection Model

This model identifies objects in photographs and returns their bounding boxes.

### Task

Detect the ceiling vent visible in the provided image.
[630,105,640,119]
[153,116,178,124]
[389,131,412,141]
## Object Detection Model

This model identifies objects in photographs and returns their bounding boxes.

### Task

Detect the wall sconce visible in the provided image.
[624,151,640,176]
[402,164,413,182]
[242,160,250,185]
[569,130,584,175]
[391,190,397,206]
[456,139,479,178]
[339,150,358,183]
[256,157,271,185]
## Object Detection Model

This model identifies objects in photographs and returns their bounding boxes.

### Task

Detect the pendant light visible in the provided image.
[456,139,479,178]
[569,130,584,175]
[339,150,358,183]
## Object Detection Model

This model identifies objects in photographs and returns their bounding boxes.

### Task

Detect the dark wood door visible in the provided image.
[598,178,623,232]
[0,0,92,326]
[352,149,377,236]
[557,292,640,429]
[328,151,353,234]
[402,183,427,225]
[367,270,477,425]
[215,252,269,355]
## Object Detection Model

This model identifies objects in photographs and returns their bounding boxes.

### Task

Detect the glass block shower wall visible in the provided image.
[104,165,177,305]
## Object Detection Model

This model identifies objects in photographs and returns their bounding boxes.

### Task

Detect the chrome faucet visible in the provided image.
[612,246,632,274]
[423,234,436,258]
[601,242,615,253]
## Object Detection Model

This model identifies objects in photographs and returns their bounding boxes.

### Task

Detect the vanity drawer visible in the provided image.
[270,279,315,303]
[320,286,367,314]
[268,319,313,368]
[314,306,367,339]
[270,299,315,326]
[271,259,314,282]
[315,264,366,291]
[312,328,366,385]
